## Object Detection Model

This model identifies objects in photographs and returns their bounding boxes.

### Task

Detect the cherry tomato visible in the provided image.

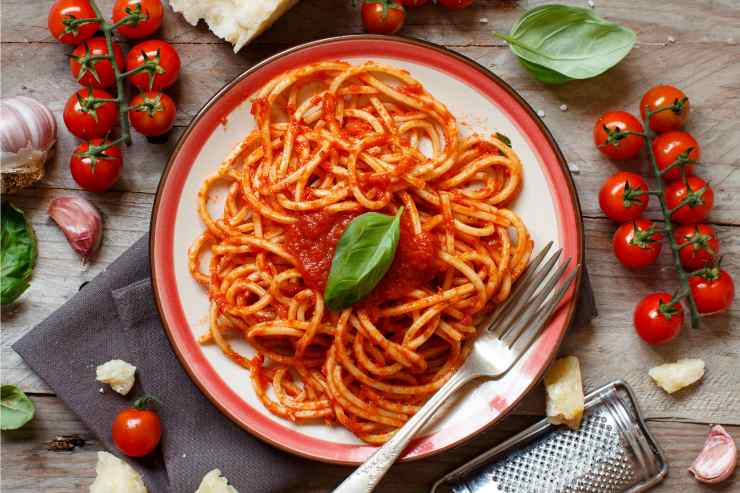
[112,398,162,457]
[613,219,662,269]
[361,1,406,34]
[48,0,100,45]
[402,0,428,5]
[633,292,683,345]
[126,39,181,91]
[69,38,125,89]
[689,269,735,314]
[70,139,123,192]
[599,171,649,222]
[129,91,177,136]
[112,0,164,39]
[652,131,699,181]
[640,85,689,133]
[593,111,644,160]
[63,88,118,140]
[674,224,719,271]
[439,0,474,8]
[665,176,714,224]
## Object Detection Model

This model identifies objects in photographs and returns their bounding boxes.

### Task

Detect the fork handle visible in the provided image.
[332,370,474,493]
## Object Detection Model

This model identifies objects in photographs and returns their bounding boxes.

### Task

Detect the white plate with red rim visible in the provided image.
[150,35,584,464]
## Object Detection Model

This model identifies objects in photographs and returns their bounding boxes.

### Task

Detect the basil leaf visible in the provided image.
[496,4,635,83]
[1,385,35,430]
[518,58,573,85]
[324,209,403,311]
[1,203,37,306]
[494,132,513,148]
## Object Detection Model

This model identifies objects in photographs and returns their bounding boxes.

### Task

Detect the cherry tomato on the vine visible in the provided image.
[593,111,644,160]
[63,88,118,140]
[112,0,164,39]
[112,397,162,457]
[438,0,474,8]
[69,37,125,89]
[674,224,719,271]
[689,268,735,314]
[640,84,690,133]
[633,292,683,345]
[129,91,177,136]
[599,171,649,222]
[70,139,123,192]
[665,176,714,224]
[361,1,406,34]
[652,131,699,181]
[126,39,181,91]
[48,0,100,45]
[613,219,663,269]
[402,0,428,6]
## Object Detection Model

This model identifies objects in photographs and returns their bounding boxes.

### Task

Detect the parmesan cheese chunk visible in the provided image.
[544,356,584,430]
[195,469,240,493]
[169,0,299,52]
[89,452,147,493]
[649,358,705,394]
[96,359,136,395]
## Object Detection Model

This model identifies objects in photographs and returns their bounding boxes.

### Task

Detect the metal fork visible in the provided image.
[333,242,580,493]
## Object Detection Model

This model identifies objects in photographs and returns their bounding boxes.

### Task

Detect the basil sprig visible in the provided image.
[324,208,403,311]
[1,385,35,430]
[1,203,37,306]
[496,5,636,84]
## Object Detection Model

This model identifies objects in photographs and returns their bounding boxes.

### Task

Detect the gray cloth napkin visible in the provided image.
[13,234,596,493]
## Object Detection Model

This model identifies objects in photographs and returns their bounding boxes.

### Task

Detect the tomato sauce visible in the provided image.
[368,214,439,302]
[285,210,439,302]
[284,210,359,292]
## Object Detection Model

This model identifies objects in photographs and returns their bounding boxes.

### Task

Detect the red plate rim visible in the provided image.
[150,35,584,465]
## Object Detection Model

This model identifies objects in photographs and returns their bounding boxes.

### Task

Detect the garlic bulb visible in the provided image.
[48,196,103,262]
[1,96,57,194]
[689,425,737,484]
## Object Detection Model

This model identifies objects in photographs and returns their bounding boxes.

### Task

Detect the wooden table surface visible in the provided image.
[2,1,739,491]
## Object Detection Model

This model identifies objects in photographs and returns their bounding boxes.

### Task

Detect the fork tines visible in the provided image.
[487,242,580,354]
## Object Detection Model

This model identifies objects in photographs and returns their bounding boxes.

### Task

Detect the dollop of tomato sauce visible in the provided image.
[368,214,439,302]
[284,210,439,303]
[284,210,359,292]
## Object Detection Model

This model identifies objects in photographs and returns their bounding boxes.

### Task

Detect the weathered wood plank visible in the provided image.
[3,0,740,46]
[1,395,737,492]
[2,42,739,223]
[3,194,738,424]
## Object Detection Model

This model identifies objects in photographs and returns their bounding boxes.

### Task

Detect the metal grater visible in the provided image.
[431,381,667,493]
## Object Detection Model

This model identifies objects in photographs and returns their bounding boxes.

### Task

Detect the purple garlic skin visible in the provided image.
[689,424,737,484]
[48,196,103,261]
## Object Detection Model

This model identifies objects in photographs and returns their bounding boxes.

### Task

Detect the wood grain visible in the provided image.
[2,396,737,492]
[2,0,739,491]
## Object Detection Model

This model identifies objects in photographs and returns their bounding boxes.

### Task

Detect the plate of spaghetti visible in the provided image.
[151,35,583,464]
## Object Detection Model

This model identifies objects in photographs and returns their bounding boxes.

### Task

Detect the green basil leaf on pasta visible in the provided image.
[1,385,35,430]
[324,208,403,311]
[496,4,635,83]
[1,203,37,306]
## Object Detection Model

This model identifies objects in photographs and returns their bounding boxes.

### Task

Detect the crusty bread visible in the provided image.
[169,0,299,52]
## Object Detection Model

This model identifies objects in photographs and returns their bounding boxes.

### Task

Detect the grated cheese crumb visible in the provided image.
[559,104,568,112]
[537,109,546,118]
[479,18,489,24]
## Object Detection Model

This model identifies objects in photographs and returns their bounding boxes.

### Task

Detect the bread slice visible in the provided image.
[169,0,299,52]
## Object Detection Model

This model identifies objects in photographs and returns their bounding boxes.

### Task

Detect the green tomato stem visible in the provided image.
[88,0,131,146]
[642,106,700,328]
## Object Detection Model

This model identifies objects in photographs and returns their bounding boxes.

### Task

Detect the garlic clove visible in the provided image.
[689,425,737,484]
[48,196,103,262]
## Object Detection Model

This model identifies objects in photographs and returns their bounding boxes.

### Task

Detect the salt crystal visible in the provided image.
[567,163,580,174]
[559,104,568,112]
[98,387,104,394]
[479,18,489,24]
[667,36,676,43]
[537,109,546,118]
[182,453,187,458]
[587,0,595,8]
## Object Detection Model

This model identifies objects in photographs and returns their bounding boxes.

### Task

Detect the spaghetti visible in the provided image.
[189,61,532,444]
